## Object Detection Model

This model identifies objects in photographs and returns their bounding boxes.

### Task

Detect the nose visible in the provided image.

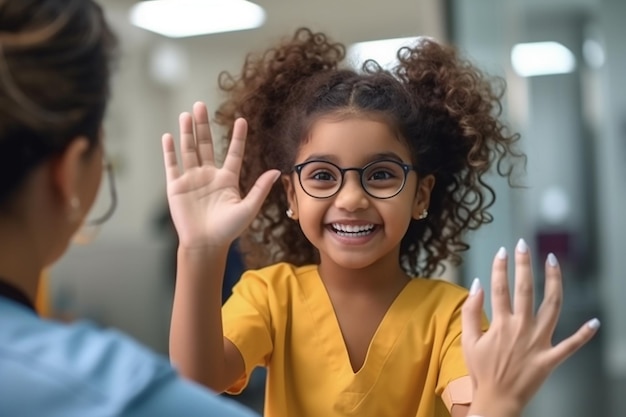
[333,171,369,212]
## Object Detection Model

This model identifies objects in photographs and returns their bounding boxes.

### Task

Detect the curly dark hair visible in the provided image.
[0,0,117,207]
[215,28,525,277]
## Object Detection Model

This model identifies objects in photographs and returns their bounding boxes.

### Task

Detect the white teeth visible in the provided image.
[331,223,375,233]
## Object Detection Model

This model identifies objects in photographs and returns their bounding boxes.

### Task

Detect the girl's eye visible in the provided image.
[312,171,336,181]
[369,170,395,181]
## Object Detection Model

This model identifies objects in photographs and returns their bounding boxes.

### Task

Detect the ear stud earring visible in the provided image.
[286,208,294,219]
[418,209,428,220]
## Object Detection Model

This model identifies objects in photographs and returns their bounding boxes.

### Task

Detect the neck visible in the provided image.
[317,248,409,294]
[0,218,45,303]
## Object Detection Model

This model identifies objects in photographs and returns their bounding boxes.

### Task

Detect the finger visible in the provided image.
[462,278,485,347]
[513,238,534,319]
[241,169,281,216]
[491,246,512,319]
[161,133,180,182]
[222,118,248,175]
[535,253,563,338]
[544,318,600,368]
[193,102,215,166]
[179,112,200,170]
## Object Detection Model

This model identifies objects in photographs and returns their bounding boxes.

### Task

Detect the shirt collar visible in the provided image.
[0,278,36,314]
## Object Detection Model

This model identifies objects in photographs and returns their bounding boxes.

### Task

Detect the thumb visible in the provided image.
[462,278,484,348]
[242,169,281,214]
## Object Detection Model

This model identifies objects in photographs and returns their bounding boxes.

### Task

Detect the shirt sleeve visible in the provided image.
[436,294,490,412]
[221,270,274,394]
[0,305,261,417]
[127,375,261,417]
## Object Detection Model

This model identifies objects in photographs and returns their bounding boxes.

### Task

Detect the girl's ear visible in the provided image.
[282,174,299,220]
[412,174,435,220]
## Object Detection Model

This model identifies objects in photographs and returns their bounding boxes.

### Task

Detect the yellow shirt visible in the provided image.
[222,263,485,417]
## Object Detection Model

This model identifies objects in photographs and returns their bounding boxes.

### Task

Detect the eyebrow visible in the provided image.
[302,152,406,164]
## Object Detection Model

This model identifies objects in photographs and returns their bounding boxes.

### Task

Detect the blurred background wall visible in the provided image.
[48,0,625,415]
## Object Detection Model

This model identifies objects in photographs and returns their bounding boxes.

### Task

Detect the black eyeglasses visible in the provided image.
[72,158,117,245]
[293,159,416,199]
[85,159,117,226]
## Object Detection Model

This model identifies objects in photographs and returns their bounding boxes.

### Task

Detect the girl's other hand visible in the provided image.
[462,239,599,417]
[161,102,280,249]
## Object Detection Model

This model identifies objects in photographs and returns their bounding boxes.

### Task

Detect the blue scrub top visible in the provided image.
[0,298,259,417]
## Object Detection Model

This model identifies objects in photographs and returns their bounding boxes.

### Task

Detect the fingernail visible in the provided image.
[497,246,507,259]
[587,318,601,330]
[272,170,282,182]
[547,253,559,267]
[517,238,528,253]
[469,277,481,296]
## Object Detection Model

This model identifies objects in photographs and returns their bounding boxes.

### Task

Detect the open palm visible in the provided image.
[462,242,598,416]
[161,102,280,249]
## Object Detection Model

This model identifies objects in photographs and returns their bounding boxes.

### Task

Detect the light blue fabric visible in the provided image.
[0,298,258,417]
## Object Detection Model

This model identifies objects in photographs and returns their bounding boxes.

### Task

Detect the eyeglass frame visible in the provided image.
[85,158,117,226]
[292,159,417,200]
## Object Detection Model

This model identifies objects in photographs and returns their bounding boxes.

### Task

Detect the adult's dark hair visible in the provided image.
[0,0,117,206]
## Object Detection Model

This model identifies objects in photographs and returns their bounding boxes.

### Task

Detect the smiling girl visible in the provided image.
[165,28,548,417]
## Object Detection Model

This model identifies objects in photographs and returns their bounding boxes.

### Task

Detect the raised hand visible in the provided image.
[161,102,280,249]
[462,239,599,417]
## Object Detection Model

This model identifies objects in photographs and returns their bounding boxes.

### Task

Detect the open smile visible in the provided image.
[330,223,377,237]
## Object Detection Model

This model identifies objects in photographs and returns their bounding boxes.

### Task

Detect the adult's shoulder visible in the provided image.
[3,307,173,400]
[0,305,166,403]
[0,301,259,416]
